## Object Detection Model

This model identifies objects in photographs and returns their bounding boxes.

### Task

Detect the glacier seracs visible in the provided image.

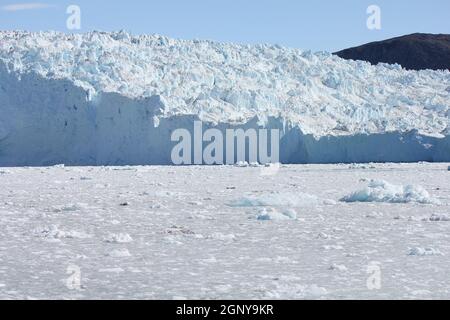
[0,30,449,165]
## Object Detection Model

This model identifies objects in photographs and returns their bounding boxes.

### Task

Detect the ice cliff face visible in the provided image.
[1,30,449,136]
[0,30,449,166]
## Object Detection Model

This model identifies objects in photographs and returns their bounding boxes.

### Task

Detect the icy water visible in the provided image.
[0,163,449,299]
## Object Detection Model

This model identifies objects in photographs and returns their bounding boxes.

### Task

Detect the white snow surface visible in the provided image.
[1,30,449,137]
[1,163,450,299]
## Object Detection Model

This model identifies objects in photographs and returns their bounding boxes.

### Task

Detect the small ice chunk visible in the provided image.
[230,192,329,208]
[328,264,348,271]
[209,233,236,241]
[104,233,134,243]
[34,225,91,239]
[51,203,84,213]
[408,247,442,256]
[106,248,132,258]
[235,161,249,167]
[257,208,297,221]
[427,214,450,222]
[341,180,438,204]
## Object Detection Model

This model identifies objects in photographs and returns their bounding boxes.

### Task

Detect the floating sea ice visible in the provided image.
[426,214,450,222]
[51,203,85,213]
[208,233,236,241]
[341,180,438,204]
[106,248,132,258]
[407,247,442,256]
[256,208,297,221]
[328,264,348,272]
[229,192,328,208]
[104,233,134,243]
[34,225,92,239]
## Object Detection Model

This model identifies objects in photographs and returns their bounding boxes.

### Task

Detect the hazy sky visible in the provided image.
[0,0,449,52]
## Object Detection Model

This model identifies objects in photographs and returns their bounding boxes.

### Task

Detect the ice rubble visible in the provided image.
[407,247,443,256]
[228,192,331,208]
[106,248,132,258]
[230,192,335,221]
[33,225,92,239]
[341,180,438,204]
[0,31,450,165]
[104,233,134,243]
[256,207,298,221]
[264,283,328,299]
[427,214,450,221]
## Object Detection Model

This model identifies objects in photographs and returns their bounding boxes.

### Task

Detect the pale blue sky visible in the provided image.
[0,0,449,52]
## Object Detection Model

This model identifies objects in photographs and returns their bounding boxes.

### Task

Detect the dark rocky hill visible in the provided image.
[335,33,450,71]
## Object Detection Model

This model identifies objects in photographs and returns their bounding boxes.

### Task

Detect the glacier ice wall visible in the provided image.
[0,31,449,166]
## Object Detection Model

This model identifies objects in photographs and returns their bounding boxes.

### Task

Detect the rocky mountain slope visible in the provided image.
[335,33,450,71]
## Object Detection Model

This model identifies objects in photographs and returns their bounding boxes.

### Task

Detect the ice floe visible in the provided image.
[256,207,297,221]
[229,192,331,208]
[104,233,134,244]
[341,180,438,204]
[407,247,443,256]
